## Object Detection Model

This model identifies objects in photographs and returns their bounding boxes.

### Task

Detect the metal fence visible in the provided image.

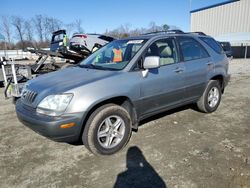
[0,48,53,59]
[0,49,65,62]
[0,50,40,59]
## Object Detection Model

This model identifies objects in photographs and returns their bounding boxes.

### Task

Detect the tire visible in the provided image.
[197,80,222,113]
[82,104,132,155]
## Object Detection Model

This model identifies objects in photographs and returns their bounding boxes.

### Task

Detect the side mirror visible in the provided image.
[143,56,160,69]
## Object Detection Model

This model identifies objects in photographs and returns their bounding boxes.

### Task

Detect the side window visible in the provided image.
[178,37,209,61]
[145,38,179,66]
[199,37,223,54]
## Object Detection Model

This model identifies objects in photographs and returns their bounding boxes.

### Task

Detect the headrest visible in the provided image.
[159,46,172,57]
[147,43,159,56]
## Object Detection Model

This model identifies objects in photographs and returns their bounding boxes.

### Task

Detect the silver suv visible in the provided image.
[16,31,230,155]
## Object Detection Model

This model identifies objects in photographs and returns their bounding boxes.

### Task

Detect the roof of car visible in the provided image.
[124,32,210,41]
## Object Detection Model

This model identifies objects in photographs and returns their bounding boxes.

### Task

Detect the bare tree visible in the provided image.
[148,21,163,33]
[118,23,131,37]
[0,16,12,48]
[12,16,25,49]
[130,28,144,36]
[33,15,44,42]
[75,19,84,33]
[65,22,75,37]
[43,16,63,41]
[148,21,157,32]
[43,16,51,41]
[48,17,62,32]
[105,24,131,38]
[24,20,33,41]
[104,21,176,38]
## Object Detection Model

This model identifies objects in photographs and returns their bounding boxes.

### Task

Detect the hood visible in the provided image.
[27,66,119,95]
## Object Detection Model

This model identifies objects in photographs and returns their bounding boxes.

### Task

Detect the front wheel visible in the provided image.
[82,104,132,155]
[197,80,222,113]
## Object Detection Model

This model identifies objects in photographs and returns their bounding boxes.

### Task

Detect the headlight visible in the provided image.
[37,94,73,116]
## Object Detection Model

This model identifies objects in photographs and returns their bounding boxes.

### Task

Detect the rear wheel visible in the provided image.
[82,104,132,155]
[197,80,222,113]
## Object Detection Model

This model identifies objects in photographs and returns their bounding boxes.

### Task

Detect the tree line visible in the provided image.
[0,15,84,50]
[105,22,173,39]
[0,15,177,50]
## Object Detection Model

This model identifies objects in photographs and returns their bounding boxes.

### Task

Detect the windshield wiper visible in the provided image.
[78,64,95,69]
[78,64,117,71]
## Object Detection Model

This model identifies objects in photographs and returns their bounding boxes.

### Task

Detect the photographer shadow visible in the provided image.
[114,146,167,188]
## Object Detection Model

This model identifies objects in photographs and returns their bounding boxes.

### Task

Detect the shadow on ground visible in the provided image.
[114,146,167,188]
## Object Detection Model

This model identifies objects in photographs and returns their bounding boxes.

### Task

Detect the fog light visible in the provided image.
[60,122,76,129]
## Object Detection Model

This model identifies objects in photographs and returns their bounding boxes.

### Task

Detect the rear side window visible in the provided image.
[200,37,223,54]
[178,37,209,61]
[52,34,64,42]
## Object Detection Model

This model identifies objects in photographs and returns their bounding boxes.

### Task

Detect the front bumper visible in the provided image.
[16,99,86,143]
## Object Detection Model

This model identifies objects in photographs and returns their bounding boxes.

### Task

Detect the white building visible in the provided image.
[191,0,250,58]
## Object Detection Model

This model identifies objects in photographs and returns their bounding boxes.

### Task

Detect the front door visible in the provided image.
[138,38,186,117]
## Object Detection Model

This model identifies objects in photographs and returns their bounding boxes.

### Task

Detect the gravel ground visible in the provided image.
[0,59,250,188]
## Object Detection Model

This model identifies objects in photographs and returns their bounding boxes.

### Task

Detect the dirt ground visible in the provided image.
[0,59,250,188]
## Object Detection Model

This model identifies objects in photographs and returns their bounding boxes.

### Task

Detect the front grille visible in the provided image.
[21,89,37,105]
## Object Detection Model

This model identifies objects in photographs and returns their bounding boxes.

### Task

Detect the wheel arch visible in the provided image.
[210,74,225,93]
[80,96,138,137]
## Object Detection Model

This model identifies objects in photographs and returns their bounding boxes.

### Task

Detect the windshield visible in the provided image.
[80,39,147,70]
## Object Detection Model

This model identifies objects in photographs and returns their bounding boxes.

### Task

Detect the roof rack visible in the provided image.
[187,32,207,36]
[140,30,207,36]
[142,29,185,35]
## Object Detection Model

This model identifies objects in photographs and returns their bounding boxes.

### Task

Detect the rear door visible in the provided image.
[177,36,212,101]
[138,38,186,116]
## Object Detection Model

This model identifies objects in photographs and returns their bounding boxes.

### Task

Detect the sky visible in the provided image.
[1,0,226,33]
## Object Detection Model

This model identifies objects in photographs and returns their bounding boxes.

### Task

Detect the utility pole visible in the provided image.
[189,0,192,32]
[245,43,248,59]
[189,0,192,11]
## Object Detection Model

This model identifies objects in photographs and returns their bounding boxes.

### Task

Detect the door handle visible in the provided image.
[174,67,184,73]
[206,62,213,66]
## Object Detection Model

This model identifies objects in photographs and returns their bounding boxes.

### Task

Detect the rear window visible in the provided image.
[200,37,223,54]
[52,34,64,42]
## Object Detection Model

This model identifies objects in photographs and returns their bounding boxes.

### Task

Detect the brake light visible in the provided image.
[80,35,87,38]
[74,34,87,39]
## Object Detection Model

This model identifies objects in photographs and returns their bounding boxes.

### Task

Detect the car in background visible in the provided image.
[69,34,115,54]
[219,42,232,57]
[50,30,67,52]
